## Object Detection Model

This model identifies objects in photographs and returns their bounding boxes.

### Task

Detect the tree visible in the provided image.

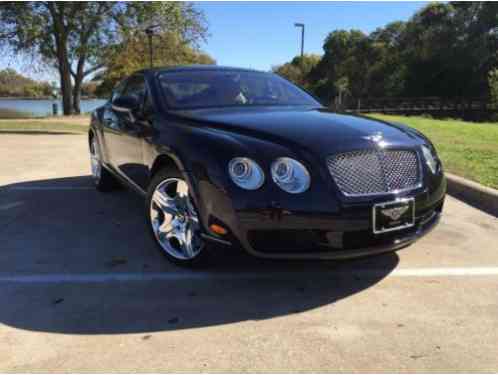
[272,54,320,91]
[397,2,498,97]
[333,76,350,109]
[369,21,407,97]
[308,30,374,102]
[490,69,498,109]
[95,30,215,97]
[81,81,98,98]
[291,2,497,104]
[0,2,208,114]
[0,68,52,98]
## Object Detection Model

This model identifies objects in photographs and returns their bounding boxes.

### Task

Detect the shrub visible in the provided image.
[489,69,498,109]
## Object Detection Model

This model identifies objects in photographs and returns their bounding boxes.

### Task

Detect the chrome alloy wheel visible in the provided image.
[90,137,102,180]
[150,178,204,260]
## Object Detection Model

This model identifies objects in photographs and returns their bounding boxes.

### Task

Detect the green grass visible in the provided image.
[0,107,33,118]
[0,116,89,134]
[368,114,498,190]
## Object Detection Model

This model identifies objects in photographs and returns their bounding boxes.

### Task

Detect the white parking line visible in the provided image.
[392,267,498,276]
[1,267,498,284]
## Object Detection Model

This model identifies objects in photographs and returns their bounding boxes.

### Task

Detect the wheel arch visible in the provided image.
[150,153,184,179]
[149,152,199,196]
[148,152,206,225]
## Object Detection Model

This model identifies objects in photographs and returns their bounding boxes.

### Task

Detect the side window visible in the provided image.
[122,75,146,107]
[111,80,126,103]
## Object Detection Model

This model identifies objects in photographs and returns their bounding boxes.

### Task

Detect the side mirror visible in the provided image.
[112,95,140,113]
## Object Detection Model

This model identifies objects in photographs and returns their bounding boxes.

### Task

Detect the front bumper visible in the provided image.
[194,171,446,260]
[239,205,441,259]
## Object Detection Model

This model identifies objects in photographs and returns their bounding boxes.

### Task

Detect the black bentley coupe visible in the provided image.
[89,65,446,266]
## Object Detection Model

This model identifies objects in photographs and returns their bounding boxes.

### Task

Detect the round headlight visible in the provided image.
[422,145,438,174]
[271,157,310,194]
[228,157,265,190]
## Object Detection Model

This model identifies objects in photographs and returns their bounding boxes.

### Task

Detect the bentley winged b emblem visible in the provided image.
[381,206,409,221]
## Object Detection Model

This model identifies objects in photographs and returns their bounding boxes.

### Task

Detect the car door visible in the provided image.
[106,74,150,190]
[101,79,126,168]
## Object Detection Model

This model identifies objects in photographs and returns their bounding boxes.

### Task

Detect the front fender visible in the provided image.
[153,122,342,242]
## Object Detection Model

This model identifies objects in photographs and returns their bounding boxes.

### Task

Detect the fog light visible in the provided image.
[210,224,227,235]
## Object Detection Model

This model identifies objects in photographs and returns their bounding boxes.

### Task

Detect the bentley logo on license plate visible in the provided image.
[373,198,415,234]
[381,206,409,221]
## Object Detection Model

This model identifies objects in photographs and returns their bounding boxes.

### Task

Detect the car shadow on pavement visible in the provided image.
[0,175,399,334]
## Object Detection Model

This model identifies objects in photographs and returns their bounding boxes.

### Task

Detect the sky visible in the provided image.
[0,1,426,81]
[196,1,426,71]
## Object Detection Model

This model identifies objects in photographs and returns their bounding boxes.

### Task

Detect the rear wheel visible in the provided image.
[146,168,209,266]
[89,134,118,192]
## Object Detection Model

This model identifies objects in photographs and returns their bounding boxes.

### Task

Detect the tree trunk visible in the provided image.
[72,82,82,114]
[59,58,73,115]
[72,68,83,115]
[48,3,73,115]
[72,53,88,114]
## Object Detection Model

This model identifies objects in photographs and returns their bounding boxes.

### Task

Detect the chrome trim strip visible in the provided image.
[419,210,437,226]
[101,163,146,196]
[200,233,232,246]
[340,183,423,198]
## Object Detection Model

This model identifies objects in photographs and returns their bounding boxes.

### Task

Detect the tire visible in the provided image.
[89,134,119,192]
[146,168,210,267]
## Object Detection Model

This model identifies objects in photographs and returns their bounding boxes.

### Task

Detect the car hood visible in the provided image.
[174,106,423,156]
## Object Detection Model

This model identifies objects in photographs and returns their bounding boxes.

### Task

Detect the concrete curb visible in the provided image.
[445,173,498,218]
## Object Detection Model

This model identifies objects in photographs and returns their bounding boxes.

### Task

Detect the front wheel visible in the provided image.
[146,169,209,267]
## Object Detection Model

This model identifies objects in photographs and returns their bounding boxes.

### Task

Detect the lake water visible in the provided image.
[0,98,107,117]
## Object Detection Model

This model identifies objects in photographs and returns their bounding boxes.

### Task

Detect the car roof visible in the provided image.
[137,65,266,77]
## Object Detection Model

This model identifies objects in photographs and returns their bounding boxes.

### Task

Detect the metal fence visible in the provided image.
[340,97,497,121]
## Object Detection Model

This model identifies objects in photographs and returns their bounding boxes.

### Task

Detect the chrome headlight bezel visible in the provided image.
[228,157,265,190]
[421,144,438,174]
[271,157,310,194]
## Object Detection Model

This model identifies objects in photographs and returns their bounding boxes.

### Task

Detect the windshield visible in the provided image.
[158,70,320,109]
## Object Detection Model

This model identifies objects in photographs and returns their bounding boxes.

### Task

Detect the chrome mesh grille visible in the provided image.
[327,149,420,196]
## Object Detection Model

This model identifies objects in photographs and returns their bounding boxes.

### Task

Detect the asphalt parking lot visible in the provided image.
[1,133,498,372]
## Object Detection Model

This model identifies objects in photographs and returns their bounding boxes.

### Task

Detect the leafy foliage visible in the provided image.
[95,31,215,97]
[274,2,498,104]
[490,69,498,109]
[0,2,210,114]
[272,54,321,92]
[81,81,98,98]
[0,68,52,98]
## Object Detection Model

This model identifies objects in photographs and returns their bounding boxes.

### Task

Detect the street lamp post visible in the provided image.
[294,23,305,59]
[145,24,160,68]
